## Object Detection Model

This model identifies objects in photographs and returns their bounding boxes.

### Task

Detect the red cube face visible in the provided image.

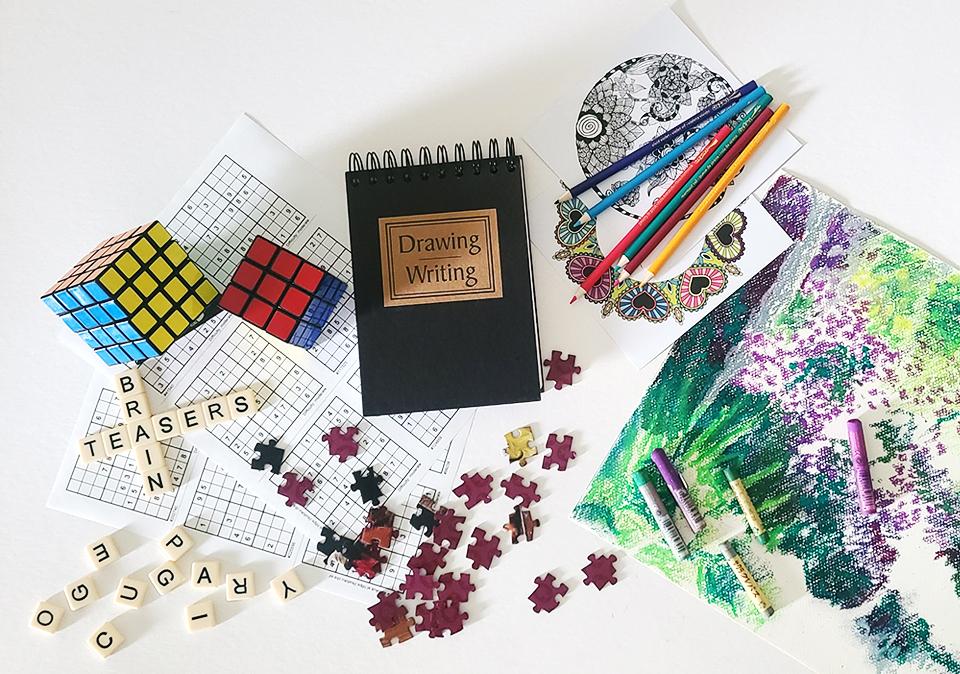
[220,235,335,347]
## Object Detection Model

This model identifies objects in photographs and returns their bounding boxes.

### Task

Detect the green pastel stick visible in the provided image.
[617,93,773,266]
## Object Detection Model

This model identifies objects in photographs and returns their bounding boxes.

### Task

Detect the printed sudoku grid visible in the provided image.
[301,483,439,592]
[176,322,324,462]
[141,313,223,395]
[347,366,456,447]
[296,227,357,372]
[279,396,420,528]
[166,155,306,291]
[66,388,189,520]
[184,458,296,557]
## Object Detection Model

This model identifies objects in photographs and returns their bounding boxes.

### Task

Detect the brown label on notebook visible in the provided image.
[379,208,502,307]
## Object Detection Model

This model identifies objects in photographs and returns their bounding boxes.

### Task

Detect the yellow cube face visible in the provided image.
[99,267,125,294]
[165,242,187,267]
[132,237,156,263]
[181,294,205,320]
[115,252,141,278]
[180,261,203,287]
[149,326,174,352]
[150,257,173,281]
[133,272,158,297]
[117,287,142,312]
[166,277,188,301]
[195,279,218,304]
[132,309,156,334]
[148,292,172,318]
[147,221,171,247]
[165,309,190,336]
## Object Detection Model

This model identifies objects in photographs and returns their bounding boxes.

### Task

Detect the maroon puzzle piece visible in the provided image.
[431,506,466,549]
[400,570,439,601]
[543,433,576,471]
[407,542,448,575]
[452,472,494,509]
[367,590,407,632]
[501,473,541,507]
[323,426,360,462]
[277,471,314,507]
[437,572,475,604]
[529,573,568,613]
[465,527,502,570]
[582,553,618,590]
[543,350,581,390]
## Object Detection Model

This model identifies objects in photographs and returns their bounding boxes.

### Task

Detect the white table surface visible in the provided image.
[2,1,958,671]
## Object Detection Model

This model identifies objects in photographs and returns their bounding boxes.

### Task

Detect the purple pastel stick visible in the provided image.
[650,448,706,533]
[848,419,877,515]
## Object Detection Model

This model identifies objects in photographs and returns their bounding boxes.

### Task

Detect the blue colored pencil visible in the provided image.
[557,80,758,203]
[575,86,766,224]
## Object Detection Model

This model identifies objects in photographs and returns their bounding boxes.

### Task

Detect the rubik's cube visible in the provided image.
[218,235,346,348]
[41,221,219,366]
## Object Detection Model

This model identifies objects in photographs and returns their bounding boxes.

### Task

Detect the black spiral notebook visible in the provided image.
[346,138,541,416]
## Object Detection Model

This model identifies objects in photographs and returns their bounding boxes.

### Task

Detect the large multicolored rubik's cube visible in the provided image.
[218,235,346,348]
[41,221,218,366]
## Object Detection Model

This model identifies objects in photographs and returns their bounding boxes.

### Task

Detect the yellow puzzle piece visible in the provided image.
[503,426,537,466]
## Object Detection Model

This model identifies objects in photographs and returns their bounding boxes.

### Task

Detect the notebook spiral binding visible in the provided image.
[348,138,517,186]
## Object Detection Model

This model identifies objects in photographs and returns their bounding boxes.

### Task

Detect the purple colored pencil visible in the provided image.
[848,419,877,515]
[650,448,706,533]
[557,80,759,202]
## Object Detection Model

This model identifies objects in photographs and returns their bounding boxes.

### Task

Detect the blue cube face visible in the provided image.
[85,281,110,302]
[102,299,126,320]
[118,322,140,341]
[94,348,120,366]
[89,327,113,346]
[290,322,323,349]
[54,289,80,311]
[134,339,159,359]
[62,314,84,332]
[88,304,111,324]
[105,325,126,343]
[80,332,101,349]
[68,285,95,306]
[42,294,68,315]
[73,308,97,329]
[107,345,129,363]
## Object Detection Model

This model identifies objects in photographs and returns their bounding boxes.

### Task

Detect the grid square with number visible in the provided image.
[296,227,357,372]
[175,322,324,462]
[140,313,223,395]
[66,388,189,520]
[165,155,306,291]
[184,457,296,557]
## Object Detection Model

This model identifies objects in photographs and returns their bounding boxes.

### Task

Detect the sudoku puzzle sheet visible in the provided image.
[65,388,190,520]
[166,155,307,290]
[175,322,325,460]
[185,457,297,557]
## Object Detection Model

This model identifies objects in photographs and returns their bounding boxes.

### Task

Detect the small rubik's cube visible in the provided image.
[218,235,346,348]
[41,221,219,366]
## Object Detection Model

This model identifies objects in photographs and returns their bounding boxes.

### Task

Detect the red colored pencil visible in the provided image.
[618,106,775,282]
[569,125,731,304]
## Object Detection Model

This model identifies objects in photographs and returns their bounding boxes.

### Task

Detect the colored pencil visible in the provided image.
[568,126,730,303]
[618,104,774,283]
[575,87,766,225]
[556,81,758,203]
[615,94,772,272]
[633,104,790,285]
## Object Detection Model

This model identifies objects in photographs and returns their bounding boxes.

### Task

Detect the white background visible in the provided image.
[2,1,958,672]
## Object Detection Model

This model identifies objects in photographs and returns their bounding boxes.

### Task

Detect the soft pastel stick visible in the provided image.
[632,469,689,559]
[723,464,769,544]
[577,86,767,224]
[650,448,705,533]
[621,104,774,279]
[569,127,730,303]
[617,94,772,271]
[719,540,774,617]
[557,81,759,203]
[637,104,790,283]
[848,419,877,515]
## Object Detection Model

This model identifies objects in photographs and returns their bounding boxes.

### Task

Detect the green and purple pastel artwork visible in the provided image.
[573,175,960,672]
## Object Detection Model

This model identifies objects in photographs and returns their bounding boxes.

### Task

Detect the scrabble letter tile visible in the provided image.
[225,571,255,601]
[142,461,175,495]
[148,560,185,595]
[186,599,217,632]
[201,396,231,426]
[227,388,259,419]
[114,367,145,397]
[160,525,194,560]
[121,393,152,421]
[88,621,124,658]
[270,568,305,603]
[134,442,164,471]
[177,404,206,433]
[128,417,155,448]
[86,534,120,570]
[114,576,148,609]
[31,601,65,634]
[151,410,182,441]
[65,576,99,611]
[192,559,222,588]
[78,431,106,464]
[100,425,130,457]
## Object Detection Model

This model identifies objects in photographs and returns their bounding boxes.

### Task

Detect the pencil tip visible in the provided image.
[569,295,578,304]
[556,190,572,203]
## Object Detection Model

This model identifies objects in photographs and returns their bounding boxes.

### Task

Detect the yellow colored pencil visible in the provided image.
[634,103,790,284]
